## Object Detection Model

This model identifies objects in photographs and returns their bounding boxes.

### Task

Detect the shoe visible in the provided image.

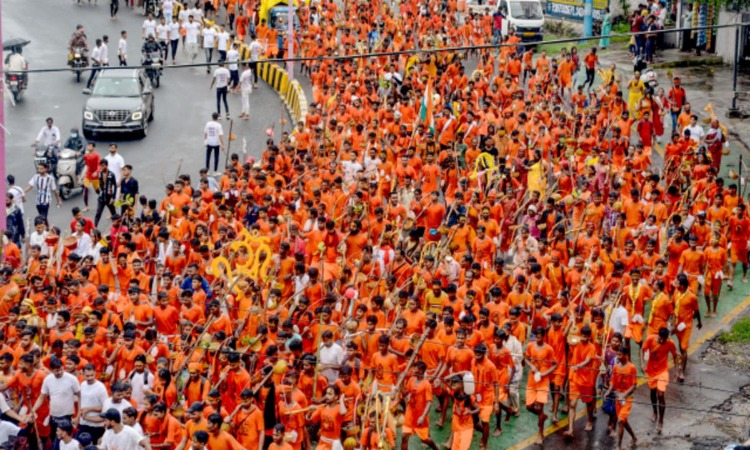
[226,113,231,120]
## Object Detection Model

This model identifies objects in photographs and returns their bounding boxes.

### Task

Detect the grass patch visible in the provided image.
[718,317,750,344]
[537,34,595,56]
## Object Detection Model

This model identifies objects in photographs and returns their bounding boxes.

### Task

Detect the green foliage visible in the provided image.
[718,317,750,344]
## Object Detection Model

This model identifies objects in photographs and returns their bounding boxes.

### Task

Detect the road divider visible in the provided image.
[257,62,308,124]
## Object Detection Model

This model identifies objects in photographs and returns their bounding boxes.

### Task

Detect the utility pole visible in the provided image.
[0,0,7,232]
[286,0,294,80]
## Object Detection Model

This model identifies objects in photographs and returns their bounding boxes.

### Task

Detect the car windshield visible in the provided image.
[509,1,543,19]
[92,77,140,97]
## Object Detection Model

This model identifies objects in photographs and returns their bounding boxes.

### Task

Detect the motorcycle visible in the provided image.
[5,72,27,103]
[145,0,159,17]
[634,54,658,89]
[34,144,59,175]
[56,150,86,200]
[69,47,89,83]
[143,51,162,88]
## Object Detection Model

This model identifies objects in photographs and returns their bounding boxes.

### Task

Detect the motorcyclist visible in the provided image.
[4,46,28,87]
[64,128,85,153]
[141,35,161,58]
[68,24,89,65]
[31,118,62,174]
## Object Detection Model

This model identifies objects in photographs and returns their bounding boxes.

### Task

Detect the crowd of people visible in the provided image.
[2,0,749,449]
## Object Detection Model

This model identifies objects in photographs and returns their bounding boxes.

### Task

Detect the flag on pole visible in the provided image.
[419,79,435,133]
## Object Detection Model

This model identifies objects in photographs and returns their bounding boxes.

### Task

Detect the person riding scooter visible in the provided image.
[68,24,89,66]
[4,46,28,89]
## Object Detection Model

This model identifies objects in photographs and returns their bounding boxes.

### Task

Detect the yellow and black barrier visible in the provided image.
[257,61,308,124]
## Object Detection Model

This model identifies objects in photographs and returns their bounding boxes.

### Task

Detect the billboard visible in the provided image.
[545,0,609,21]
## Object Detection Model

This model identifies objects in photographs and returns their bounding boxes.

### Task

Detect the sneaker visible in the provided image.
[226,113,231,120]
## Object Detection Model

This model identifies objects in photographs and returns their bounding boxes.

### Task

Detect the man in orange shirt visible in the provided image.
[471,343,499,450]
[672,274,702,382]
[226,388,265,450]
[564,325,597,438]
[523,327,557,445]
[605,345,638,450]
[640,327,678,434]
[401,361,439,450]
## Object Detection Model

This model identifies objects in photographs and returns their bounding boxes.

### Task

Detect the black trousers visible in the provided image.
[216,87,228,114]
[206,145,221,171]
[36,204,50,220]
[249,61,259,83]
[87,64,101,88]
[110,0,119,17]
[95,197,116,226]
[76,424,106,445]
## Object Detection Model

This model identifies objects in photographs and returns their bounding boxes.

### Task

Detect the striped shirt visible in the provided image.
[28,174,57,206]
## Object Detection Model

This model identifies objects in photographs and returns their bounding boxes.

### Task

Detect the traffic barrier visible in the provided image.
[257,61,308,124]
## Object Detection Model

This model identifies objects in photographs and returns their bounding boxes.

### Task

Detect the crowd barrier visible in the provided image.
[257,62,308,124]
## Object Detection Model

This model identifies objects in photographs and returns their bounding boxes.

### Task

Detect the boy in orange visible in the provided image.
[471,343,499,450]
[226,388,265,450]
[448,375,478,450]
[672,274,702,382]
[268,424,293,450]
[401,361,439,450]
[704,237,728,316]
[523,327,557,445]
[640,327,678,434]
[307,385,347,450]
[564,325,597,438]
[605,345,638,450]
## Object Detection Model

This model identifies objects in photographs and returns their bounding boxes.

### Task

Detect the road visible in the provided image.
[3,0,284,228]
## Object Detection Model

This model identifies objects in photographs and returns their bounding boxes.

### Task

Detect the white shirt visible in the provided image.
[118,38,128,58]
[58,439,80,450]
[90,45,103,65]
[184,21,201,44]
[143,19,158,38]
[156,24,170,41]
[319,342,345,383]
[239,68,253,92]
[341,160,363,183]
[216,31,230,51]
[169,21,181,40]
[609,304,630,335]
[36,125,61,147]
[202,27,217,48]
[79,379,109,427]
[227,49,240,71]
[105,153,125,184]
[40,372,81,417]
[0,420,19,446]
[213,67,230,88]
[162,0,174,16]
[72,232,93,258]
[188,7,203,20]
[684,124,705,143]
[248,40,263,61]
[101,398,131,417]
[127,369,155,410]
[100,426,145,450]
[8,185,25,213]
[204,120,224,146]
[101,42,110,65]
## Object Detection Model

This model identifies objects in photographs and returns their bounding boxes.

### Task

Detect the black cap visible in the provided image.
[187,402,204,413]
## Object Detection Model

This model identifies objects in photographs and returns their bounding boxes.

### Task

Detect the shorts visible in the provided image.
[525,379,549,406]
[551,370,566,387]
[675,327,692,351]
[569,381,595,403]
[451,428,473,450]
[83,178,100,190]
[478,404,493,423]
[647,370,669,392]
[402,424,429,441]
[730,244,749,264]
[616,397,633,421]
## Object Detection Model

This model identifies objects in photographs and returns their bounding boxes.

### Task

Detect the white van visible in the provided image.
[467,0,545,42]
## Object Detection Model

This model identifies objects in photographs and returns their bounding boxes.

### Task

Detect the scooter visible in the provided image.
[143,51,162,88]
[57,129,86,200]
[34,144,59,175]
[5,72,27,103]
[634,54,658,88]
[69,47,88,83]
